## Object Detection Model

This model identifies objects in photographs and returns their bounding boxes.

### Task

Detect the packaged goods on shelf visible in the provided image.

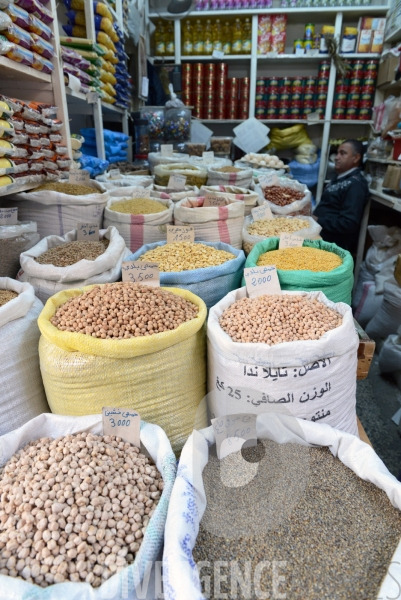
[200,184,259,216]
[179,17,251,57]
[257,14,287,55]
[357,16,386,54]
[332,59,378,121]
[242,214,322,255]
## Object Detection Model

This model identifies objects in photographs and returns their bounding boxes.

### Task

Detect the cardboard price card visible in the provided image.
[0,207,18,225]
[203,193,227,207]
[109,169,121,180]
[244,265,282,298]
[102,407,140,448]
[160,144,173,157]
[69,169,90,185]
[279,233,304,249]
[121,261,160,286]
[202,150,215,164]
[258,173,280,189]
[76,223,99,241]
[168,174,187,190]
[251,203,273,221]
[167,225,195,244]
[211,413,257,459]
[131,187,151,199]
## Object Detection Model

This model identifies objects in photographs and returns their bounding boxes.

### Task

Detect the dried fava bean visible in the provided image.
[263,185,304,207]
[50,282,199,339]
[138,242,235,273]
[35,240,109,267]
[0,290,18,307]
[257,247,342,272]
[248,217,308,237]
[0,432,164,587]
[33,182,98,195]
[109,199,167,215]
[219,295,342,345]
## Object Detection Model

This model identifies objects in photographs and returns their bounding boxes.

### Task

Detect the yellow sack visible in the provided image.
[268,125,312,150]
[38,285,208,454]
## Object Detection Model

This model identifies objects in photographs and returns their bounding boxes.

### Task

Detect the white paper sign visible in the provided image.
[204,193,227,207]
[244,265,282,298]
[295,47,305,56]
[233,118,271,154]
[259,173,280,189]
[0,207,17,225]
[131,187,151,199]
[68,73,81,94]
[190,120,213,146]
[109,169,120,180]
[307,111,321,123]
[161,144,173,157]
[202,151,215,164]
[121,261,160,286]
[211,413,257,460]
[279,233,304,249]
[167,225,195,243]
[102,407,140,448]
[141,76,149,98]
[168,174,187,190]
[212,49,224,59]
[251,203,273,221]
[69,169,90,185]
[76,223,99,241]
[87,91,98,104]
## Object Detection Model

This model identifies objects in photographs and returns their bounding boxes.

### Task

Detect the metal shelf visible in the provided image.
[182,54,251,60]
[101,102,126,114]
[65,87,87,102]
[367,156,399,164]
[331,120,374,124]
[149,5,388,18]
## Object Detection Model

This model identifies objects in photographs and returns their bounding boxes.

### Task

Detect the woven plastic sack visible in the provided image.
[365,225,401,275]
[148,152,190,174]
[200,185,259,216]
[98,176,153,190]
[154,163,207,188]
[163,413,401,600]
[206,165,253,189]
[288,156,320,189]
[255,176,312,216]
[0,278,49,435]
[174,197,244,250]
[353,281,384,328]
[245,238,354,305]
[17,226,129,303]
[150,184,199,203]
[38,285,207,454]
[0,412,176,600]
[242,214,322,255]
[4,181,108,239]
[103,196,174,252]
[0,221,40,278]
[365,279,401,341]
[127,241,246,310]
[379,328,401,375]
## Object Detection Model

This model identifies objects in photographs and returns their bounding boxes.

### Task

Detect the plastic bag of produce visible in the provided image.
[200,185,259,216]
[174,197,244,250]
[154,163,207,188]
[206,165,253,189]
[38,285,207,454]
[127,241,246,310]
[0,278,49,435]
[0,220,39,277]
[103,197,174,253]
[245,238,354,305]
[365,225,401,275]
[379,328,401,376]
[242,214,321,255]
[256,176,312,216]
[0,412,176,600]
[163,413,401,599]
[365,279,401,341]
[17,226,129,303]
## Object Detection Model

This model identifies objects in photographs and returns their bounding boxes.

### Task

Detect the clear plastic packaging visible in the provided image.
[3,22,33,50]
[27,14,52,41]
[140,106,165,140]
[31,33,54,59]
[0,141,15,157]
[165,107,191,141]
[210,136,233,156]
[185,143,206,157]
[32,52,54,74]
[5,4,30,29]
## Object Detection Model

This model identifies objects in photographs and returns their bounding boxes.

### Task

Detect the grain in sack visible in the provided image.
[0,278,49,435]
[207,288,359,435]
[103,196,174,252]
[256,175,312,216]
[206,165,253,189]
[17,226,129,303]
[200,185,260,216]
[174,197,244,250]
[242,214,322,255]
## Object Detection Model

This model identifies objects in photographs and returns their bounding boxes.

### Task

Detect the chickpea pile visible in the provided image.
[248,217,308,237]
[219,295,342,345]
[35,240,109,267]
[139,242,235,272]
[263,186,304,207]
[0,290,18,307]
[50,283,199,339]
[0,432,164,588]
[109,199,167,215]
[257,247,342,272]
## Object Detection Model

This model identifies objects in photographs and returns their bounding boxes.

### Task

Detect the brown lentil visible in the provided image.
[257,247,342,272]
[109,199,167,215]
[138,242,235,272]
[0,432,164,588]
[248,217,309,237]
[0,290,18,307]
[50,282,199,339]
[219,295,342,344]
[35,240,109,267]
[263,185,304,206]
[33,183,97,196]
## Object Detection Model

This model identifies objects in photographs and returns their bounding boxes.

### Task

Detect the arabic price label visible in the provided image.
[168,174,187,190]
[160,144,173,157]
[69,169,90,185]
[202,150,215,164]
[166,225,195,244]
[279,233,304,249]
[0,207,17,225]
[131,187,151,199]
[251,203,273,222]
[76,222,99,241]
[212,49,224,59]
[244,265,282,298]
[257,173,276,188]
[102,407,141,448]
[121,261,160,286]
[203,193,227,207]
[211,413,257,460]
[87,91,98,104]
[108,169,120,180]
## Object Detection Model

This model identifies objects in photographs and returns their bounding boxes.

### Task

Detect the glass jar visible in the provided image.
[134,118,150,155]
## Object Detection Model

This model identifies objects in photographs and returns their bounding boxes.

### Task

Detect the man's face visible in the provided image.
[334,143,361,174]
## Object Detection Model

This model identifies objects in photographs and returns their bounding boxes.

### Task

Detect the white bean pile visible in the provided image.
[0,432,164,587]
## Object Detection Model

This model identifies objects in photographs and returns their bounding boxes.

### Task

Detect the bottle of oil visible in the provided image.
[155,20,166,56]
[243,17,251,54]
[182,20,193,55]
[166,21,175,56]
[204,19,213,55]
[232,18,243,54]
[222,21,231,55]
[193,19,204,55]
[213,18,223,52]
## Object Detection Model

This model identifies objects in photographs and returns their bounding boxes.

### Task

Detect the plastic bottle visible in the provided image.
[213,18,223,52]
[204,19,213,54]
[166,22,175,56]
[222,21,231,54]
[182,20,193,55]
[155,20,166,56]
[232,18,243,54]
[242,17,251,54]
[193,19,205,55]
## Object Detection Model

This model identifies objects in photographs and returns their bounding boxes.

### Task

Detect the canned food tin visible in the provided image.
[335,91,347,101]
[317,84,329,94]
[278,107,291,118]
[314,107,325,118]
[280,92,291,101]
[256,78,267,87]
[305,23,315,39]
[239,108,248,119]
[364,61,378,76]
[316,99,327,109]
[336,77,350,87]
[345,107,358,119]
[266,107,278,118]
[358,107,372,120]
[291,91,303,102]
[279,77,292,88]
[255,106,266,118]
[303,92,315,102]
[192,107,203,119]
[294,39,304,51]
[304,40,313,51]
[346,98,360,109]
[279,99,291,108]
[291,98,303,108]
[363,76,376,87]
[318,61,330,74]
[333,99,346,109]
[348,85,361,94]
[267,92,279,102]
[216,64,228,78]
[268,77,279,88]
[255,93,266,102]
[256,86,267,94]
[359,99,373,109]
[305,76,316,87]
[335,86,349,95]
[313,34,320,49]
[290,107,302,118]
[204,63,216,75]
[267,100,279,108]
[352,59,364,70]
[302,107,314,116]
[182,63,192,75]
[349,77,361,86]
[240,77,250,88]
[361,85,375,95]
[332,107,346,119]
[292,77,304,88]
[215,108,226,119]
[204,91,215,101]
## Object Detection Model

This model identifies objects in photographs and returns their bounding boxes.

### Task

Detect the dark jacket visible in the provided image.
[313,168,369,253]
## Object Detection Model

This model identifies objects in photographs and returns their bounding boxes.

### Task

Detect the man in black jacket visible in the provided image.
[313,139,369,254]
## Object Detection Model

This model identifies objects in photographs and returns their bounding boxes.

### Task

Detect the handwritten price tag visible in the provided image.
[102,407,140,448]
[161,144,173,157]
[203,193,227,207]
[258,173,279,188]
[279,233,304,249]
[211,413,257,459]
[77,223,99,241]
[168,174,187,190]
[109,169,120,180]
[131,187,151,199]
[69,169,90,185]
[121,261,160,286]
[202,150,215,164]
[212,49,224,59]
[251,203,273,221]
[167,225,195,244]
[244,265,282,298]
[0,207,17,225]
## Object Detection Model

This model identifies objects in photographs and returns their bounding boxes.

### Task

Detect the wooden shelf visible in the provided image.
[182,54,251,60]
[369,188,401,212]
[65,87,87,102]
[0,56,51,83]
[367,156,399,164]
[101,102,126,114]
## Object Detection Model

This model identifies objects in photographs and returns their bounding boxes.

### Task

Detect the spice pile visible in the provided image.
[0,432,163,587]
[0,290,18,307]
[257,247,342,272]
[109,199,167,215]
[35,240,109,267]
[248,217,308,237]
[219,295,342,344]
[33,183,97,196]
[263,186,304,207]
[50,283,199,339]
[139,242,235,272]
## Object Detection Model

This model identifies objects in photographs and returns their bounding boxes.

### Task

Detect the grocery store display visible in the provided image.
[242,214,322,254]
[0,220,39,278]
[257,14,287,54]
[207,164,252,187]
[34,239,109,266]
[332,59,378,121]
[180,17,251,56]
[154,163,207,187]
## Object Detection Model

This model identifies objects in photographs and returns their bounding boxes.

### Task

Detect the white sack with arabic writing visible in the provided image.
[207,288,359,436]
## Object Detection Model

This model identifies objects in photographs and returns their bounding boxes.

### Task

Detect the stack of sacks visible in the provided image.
[294,143,318,165]
[113,23,131,110]
[81,127,128,164]
[79,154,109,177]
[61,45,100,96]
[0,2,54,75]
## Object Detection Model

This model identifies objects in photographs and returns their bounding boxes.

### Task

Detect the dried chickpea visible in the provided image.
[257,247,342,272]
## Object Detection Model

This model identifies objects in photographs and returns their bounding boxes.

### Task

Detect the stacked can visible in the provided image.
[314,61,330,120]
[192,63,204,119]
[266,77,279,119]
[227,78,239,119]
[181,63,192,107]
[215,63,228,119]
[204,63,216,121]
[239,77,250,119]
[302,76,316,118]
[332,59,378,121]
[290,76,304,120]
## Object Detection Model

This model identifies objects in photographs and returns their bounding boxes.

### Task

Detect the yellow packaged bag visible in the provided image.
[38,285,207,454]
[103,82,116,96]
[100,68,117,85]
[103,60,116,74]
[268,125,312,150]
[97,31,115,52]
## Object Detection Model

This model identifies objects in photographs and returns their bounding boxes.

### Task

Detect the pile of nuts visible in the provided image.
[248,217,309,237]
[219,295,342,344]
[257,247,342,272]
[139,242,235,272]
[0,432,163,587]
[35,240,109,267]
[0,289,18,307]
[34,183,97,196]
[263,186,304,207]
[50,283,199,339]
[109,199,167,215]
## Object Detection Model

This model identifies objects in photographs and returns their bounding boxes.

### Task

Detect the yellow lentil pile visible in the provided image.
[257,247,342,272]
[35,240,109,267]
[248,217,309,237]
[34,183,96,196]
[138,242,235,272]
[109,199,167,215]
[0,289,18,307]
[219,295,342,344]
[50,283,199,339]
